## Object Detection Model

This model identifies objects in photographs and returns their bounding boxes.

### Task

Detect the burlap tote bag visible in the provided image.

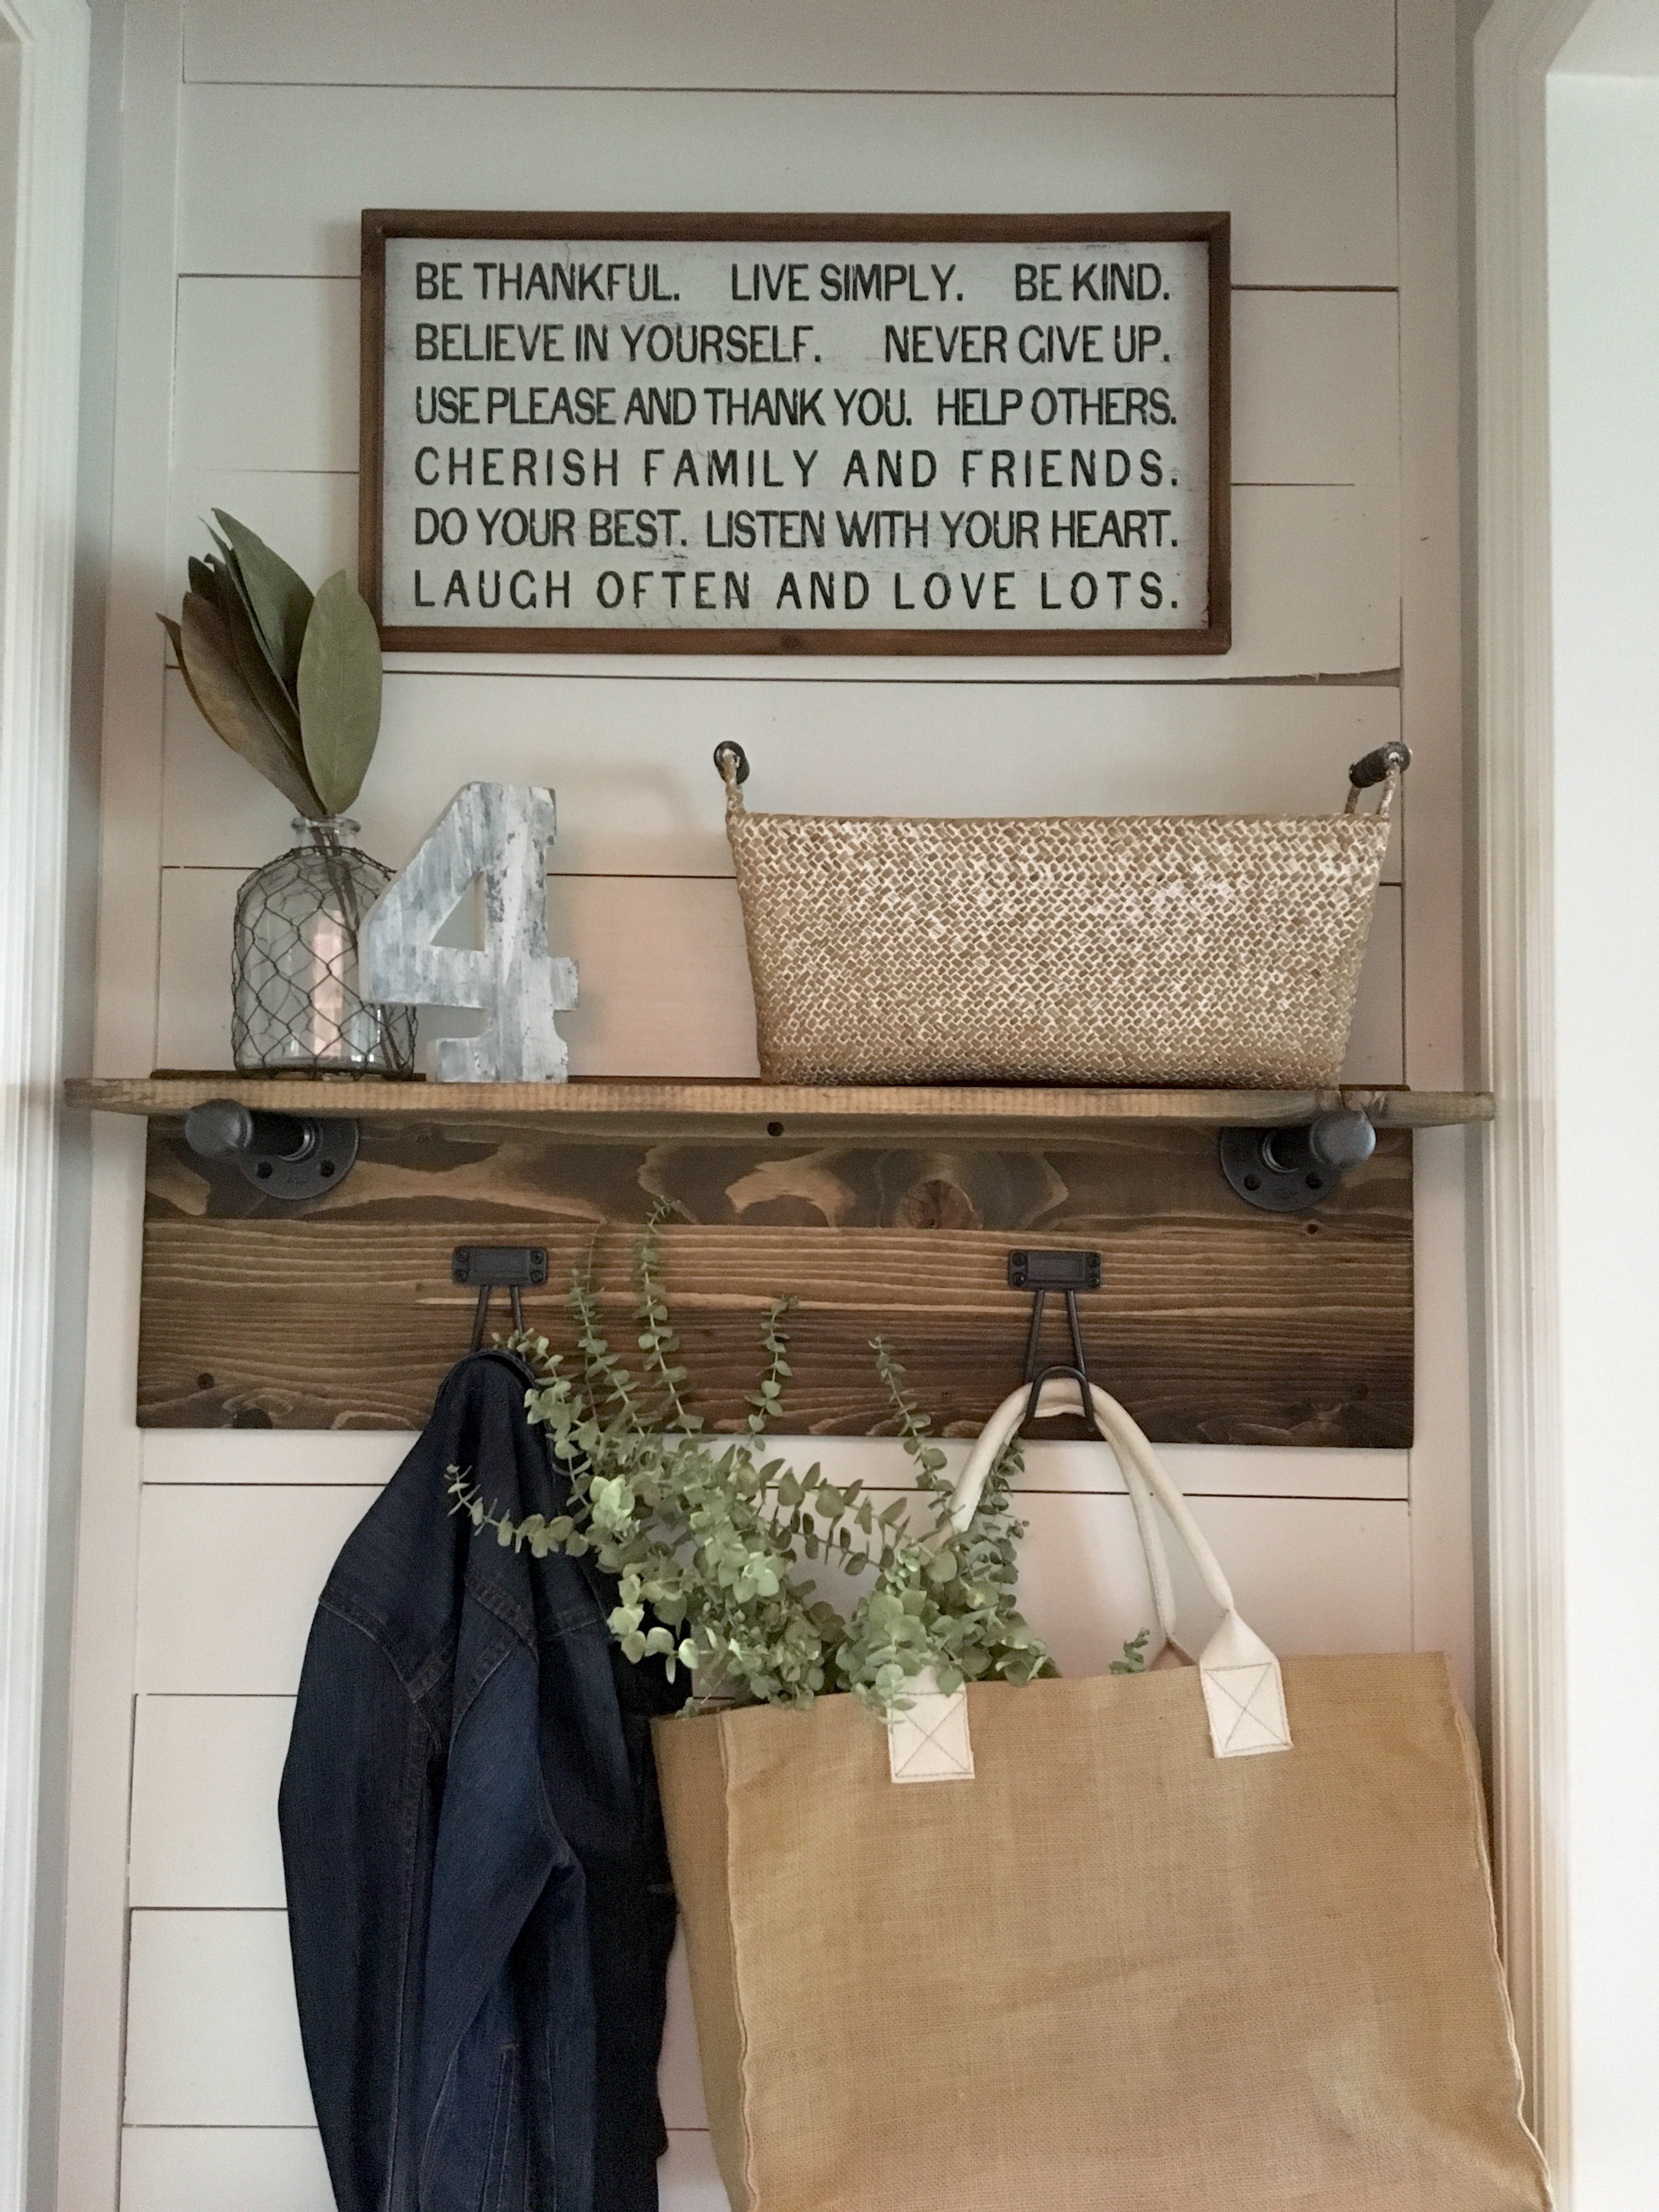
[654,1378,1550,2212]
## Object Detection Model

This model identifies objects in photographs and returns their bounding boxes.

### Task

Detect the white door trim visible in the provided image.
[0,0,88,2204]
[1474,0,1594,2178]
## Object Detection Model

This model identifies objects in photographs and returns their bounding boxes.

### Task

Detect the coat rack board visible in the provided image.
[68,1077,1494,1447]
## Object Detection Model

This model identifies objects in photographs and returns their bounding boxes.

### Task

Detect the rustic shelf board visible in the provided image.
[68,1073,1493,1139]
[134,1120,1415,1445]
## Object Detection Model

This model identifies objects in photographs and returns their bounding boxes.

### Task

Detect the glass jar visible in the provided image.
[232,816,416,1075]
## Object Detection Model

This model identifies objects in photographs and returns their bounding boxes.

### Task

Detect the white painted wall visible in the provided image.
[1547,56,1659,2212]
[55,8,1476,2209]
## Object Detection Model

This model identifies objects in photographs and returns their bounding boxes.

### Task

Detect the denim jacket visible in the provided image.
[279,1350,681,2212]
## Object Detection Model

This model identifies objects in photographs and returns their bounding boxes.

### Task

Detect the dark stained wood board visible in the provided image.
[137,1119,1413,1444]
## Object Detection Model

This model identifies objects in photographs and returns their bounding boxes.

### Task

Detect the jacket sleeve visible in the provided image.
[279,1598,437,2212]
[413,1600,591,2212]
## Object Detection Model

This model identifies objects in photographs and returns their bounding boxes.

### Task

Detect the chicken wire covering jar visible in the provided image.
[232,817,416,1075]
[716,742,1408,1089]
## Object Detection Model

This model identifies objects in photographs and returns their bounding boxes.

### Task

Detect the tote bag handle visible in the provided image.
[952,1379,1292,1759]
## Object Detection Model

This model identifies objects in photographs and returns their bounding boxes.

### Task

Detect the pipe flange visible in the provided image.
[241,1116,358,1201]
[184,1099,359,1201]
[1220,1109,1376,1214]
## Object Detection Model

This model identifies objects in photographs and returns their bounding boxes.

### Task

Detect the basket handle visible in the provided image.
[713,742,751,819]
[1345,741,1410,817]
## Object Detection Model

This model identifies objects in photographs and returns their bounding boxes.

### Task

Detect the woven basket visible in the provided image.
[717,743,1406,1088]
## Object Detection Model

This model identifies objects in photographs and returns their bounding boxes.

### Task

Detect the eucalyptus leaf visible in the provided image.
[212,509,313,689]
[297,571,383,814]
[170,600,324,816]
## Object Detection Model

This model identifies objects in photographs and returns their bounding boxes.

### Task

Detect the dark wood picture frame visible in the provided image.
[359,209,1231,657]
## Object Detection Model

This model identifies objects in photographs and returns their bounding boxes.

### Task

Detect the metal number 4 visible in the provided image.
[362,782,577,1082]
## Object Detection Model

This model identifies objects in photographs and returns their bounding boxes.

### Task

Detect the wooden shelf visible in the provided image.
[66,1073,1493,1142]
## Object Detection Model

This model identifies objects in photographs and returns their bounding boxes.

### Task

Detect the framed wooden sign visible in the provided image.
[360,211,1230,657]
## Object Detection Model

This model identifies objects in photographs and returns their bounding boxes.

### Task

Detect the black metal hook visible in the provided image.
[1008,1249,1103,1438]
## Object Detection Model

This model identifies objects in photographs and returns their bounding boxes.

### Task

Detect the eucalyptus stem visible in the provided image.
[452,1228,1060,1716]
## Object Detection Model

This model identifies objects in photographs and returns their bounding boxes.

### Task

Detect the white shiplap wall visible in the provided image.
[58,7,1472,2210]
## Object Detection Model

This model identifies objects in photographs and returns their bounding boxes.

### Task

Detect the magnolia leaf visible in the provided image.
[296,571,382,814]
[187,555,217,599]
[207,530,298,710]
[212,509,313,688]
[171,600,324,816]
[205,529,314,764]
[207,554,308,767]
[297,571,383,813]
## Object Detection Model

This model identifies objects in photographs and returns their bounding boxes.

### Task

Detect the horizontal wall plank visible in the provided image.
[120,2128,335,2212]
[1232,290,1399,484]
[184,1,1396,98]
[153,866,763,1080]
[133,1485,1413,1697]
[166,471,1401,680]
[177,88,1398,289]
[131,1696,292,1908]
[151,866,1402,1086]
[125,1911,312,2126]
[160,665,1404,878]
[173,278,1399,490]
[119,2126,724,2212]
[136,1486,377,1696]
[172,279,360,475]
[139,1427,1410,1500]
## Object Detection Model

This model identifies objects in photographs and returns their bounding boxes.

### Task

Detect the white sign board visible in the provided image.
[361,216,1229,655]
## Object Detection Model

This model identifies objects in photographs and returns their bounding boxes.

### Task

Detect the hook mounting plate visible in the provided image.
[453,1245,549,1350]
[1009,1248,1103,1437]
